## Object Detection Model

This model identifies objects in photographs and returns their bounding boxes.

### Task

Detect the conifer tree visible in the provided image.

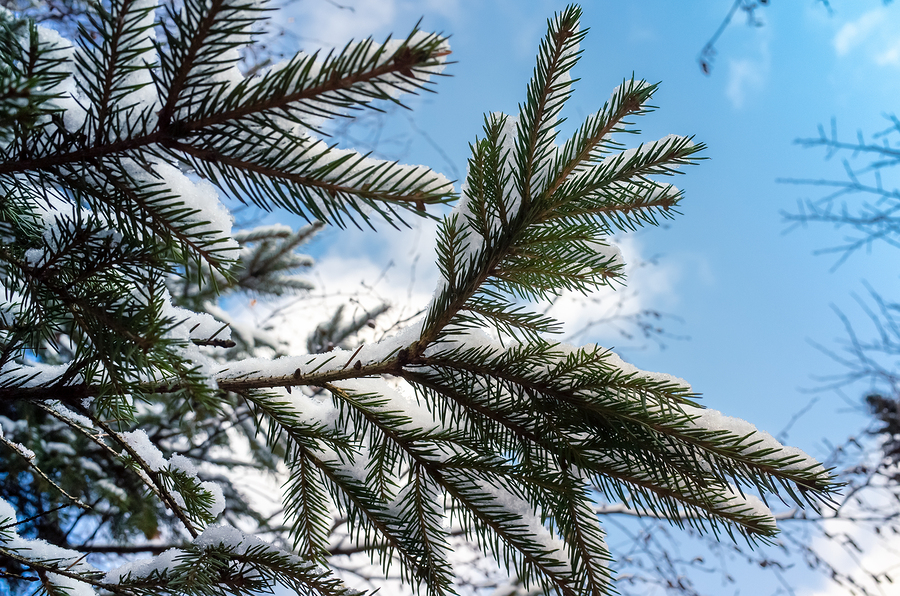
[0,2,836,595]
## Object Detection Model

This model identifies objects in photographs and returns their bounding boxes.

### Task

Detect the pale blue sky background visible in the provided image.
[259,2,900,593]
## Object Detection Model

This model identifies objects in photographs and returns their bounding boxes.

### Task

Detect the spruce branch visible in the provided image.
[239,388,428,576]
[92,416,202,538]
[0,5,455,226]
[0,434,92,510]
[514,5,587,210]
[552,473,612,595]
[0,547,107,590]
[0,3,841,596]
[75,0,157,139]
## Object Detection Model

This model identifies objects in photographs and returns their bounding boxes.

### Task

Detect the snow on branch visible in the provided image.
[0,2,838,596]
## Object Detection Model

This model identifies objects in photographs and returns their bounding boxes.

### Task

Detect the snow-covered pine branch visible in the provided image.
[0,2,836,596]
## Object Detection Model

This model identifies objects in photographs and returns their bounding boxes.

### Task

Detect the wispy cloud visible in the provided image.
[724,32,771,110]
[237,215,683,362]
[833,8,885,56]
[253,216,442,353]
[546,234,683,350]
[832,7,900,66]
[796,487,899,596]
[289,0,397,51]
[287,0,459,53]
[726,56,767,109]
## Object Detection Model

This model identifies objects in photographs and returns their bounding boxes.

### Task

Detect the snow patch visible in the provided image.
[0,497,99,595]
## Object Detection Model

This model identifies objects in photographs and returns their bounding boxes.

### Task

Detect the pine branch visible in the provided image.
[74,543,182,554]
[0,339,834,512]
[0,15,456,225]
[546,77,656,200]
[93,416,202,538]
[75,0,157,139]
[0,434,92,510]
[553,474,612,595]
[514,5,586,209]
[156,0,260,129]
[442,471,577,596]
[0,546,106,590]
[240,388,429,578]
[284,449,332,560]
[0,4,840,596]
[395,465,454,595]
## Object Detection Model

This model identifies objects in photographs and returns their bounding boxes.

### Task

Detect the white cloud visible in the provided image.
[795,474,900,596]
[725,57,767,109]
[875,38,900,66]
[832,7,900,68]
[544,234,682,350]
[724,29,770,110]
[289,0,397,52]
[257,216,442,352]
[246,215,681,360]
[833,8,885,57]
[286,0,460,53]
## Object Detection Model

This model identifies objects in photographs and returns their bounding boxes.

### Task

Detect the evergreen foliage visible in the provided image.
[0,2,836,595]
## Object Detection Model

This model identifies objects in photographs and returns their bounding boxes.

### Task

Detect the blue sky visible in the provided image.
[254,2,900,592]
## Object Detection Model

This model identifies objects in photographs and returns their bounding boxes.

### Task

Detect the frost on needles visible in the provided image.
[0,2,835,596]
